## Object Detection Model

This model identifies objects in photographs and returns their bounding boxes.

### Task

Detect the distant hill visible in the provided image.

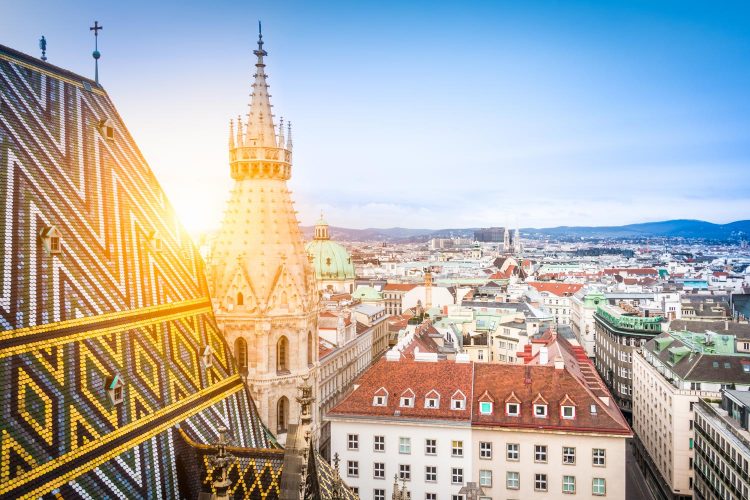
[301,219,750,242]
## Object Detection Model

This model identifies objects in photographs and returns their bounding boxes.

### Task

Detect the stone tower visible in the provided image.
[208,28,318,441]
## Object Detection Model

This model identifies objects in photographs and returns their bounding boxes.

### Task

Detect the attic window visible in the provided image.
[425,397,439,408]
[480,401,493,415]
[590,404,598,414]
[506,402,520,416]
[562,406,575,419]
[451,391,466,410]
[39,226,62,255]
[201,345,213,368]
[400,389,415,408]
[105,374,124,405]
[373,395,387,406]
[98,118,115,141]
[534,404,548,418]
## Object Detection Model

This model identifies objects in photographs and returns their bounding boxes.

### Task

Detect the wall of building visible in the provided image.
[330,419,472,500]
[471,428,627,499]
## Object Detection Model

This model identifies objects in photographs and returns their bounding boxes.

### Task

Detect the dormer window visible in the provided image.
[560,394,576,420]
[400,389,415,408]
[201,345,213,368]
[451,390,466,410]
[373,387,388,406]
[506,402,520,416]
[39,226,62,255]
[590,404,598,415]
[99,118,115,141]
[533,394,548,418]
[478,390,495,415]
[105,374,124,405]
[424,390,440,409]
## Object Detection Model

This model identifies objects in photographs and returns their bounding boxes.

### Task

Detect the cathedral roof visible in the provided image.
[0,42,281,499]
[305,239,355,281]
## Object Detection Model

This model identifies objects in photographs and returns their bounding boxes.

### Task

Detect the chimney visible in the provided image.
[554,356,565,370]
[539,346,549,365]
[725,320,730,331]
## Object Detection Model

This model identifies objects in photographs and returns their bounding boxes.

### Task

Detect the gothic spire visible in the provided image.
[244,22,277,148]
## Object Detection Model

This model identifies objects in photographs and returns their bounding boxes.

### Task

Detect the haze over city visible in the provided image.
[3,0,749,233]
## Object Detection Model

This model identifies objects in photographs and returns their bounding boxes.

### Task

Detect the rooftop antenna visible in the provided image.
[39,36,47,61]
[89,20,103,84]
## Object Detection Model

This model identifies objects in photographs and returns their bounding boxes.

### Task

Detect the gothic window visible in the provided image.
[307,331,313,366]
[235,337,248,374]
[237,292,244,306]
[277,396,289,433]
[277,336,289,372]
[281,291,288,308]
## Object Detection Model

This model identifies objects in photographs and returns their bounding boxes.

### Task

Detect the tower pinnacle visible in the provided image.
[244,22,276,148]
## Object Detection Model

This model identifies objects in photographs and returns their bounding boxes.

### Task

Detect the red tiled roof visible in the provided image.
[527,282,584,296]
[328,358,474,421]
[472,363,631,435]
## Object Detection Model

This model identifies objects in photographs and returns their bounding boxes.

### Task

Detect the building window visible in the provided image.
[593,448,606,467]
[374,489,385,500]
[399,437,411,454]
[593,478,606,495]
[479,401,493,414]
[506,471,520,489]
[563,447,576,465]
[506,402,520,416]
[373,394,387,406]
[236,292,244,306]
[535,445,548,463]
[506,443,519,461]
[374,435,385,452]
[399,464,411,481]
[426,494,437,500]
[452,440,463,457]
[479,441,492,459]
[374,462,385,479]
[451,467,463,484]
[425,396,439,408]
[563,475,576,494]
[234,337,248,374]
[425,438,437,455]
[201,345,213,368]
[347,434,358,450]
[347,460,358,477]
[479,469,492,487]
[276,397,288,434]
[562,405,576,419]
[535,473,548,492]
[276,336,289,372]
[451,393,466,410]
[534,404,548,418]
[105,374,124,405]
[425,465,437,482]
[400,389,415,407]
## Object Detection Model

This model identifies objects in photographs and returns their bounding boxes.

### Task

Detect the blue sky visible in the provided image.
[3,0,749,232]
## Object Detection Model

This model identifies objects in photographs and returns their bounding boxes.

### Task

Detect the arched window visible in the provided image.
[277,396,289,434]
[307,331,314,366]
[280,291,288,308]
[235,337,248,374]
[236,292,244,306]
[277,336,289,372]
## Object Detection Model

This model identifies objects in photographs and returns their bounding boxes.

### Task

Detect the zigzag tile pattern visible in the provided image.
[0,45,281,499]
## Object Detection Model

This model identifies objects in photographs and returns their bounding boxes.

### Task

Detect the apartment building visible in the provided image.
[694,390,750,500]
[594,304,663,417]
[570,289,606,358]
[632,330,750,499]
[527,282,584,325]
[329,337,631,499]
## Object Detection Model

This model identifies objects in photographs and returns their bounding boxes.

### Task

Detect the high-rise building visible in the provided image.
[632,329,750,499]
[694,390,750,500]
[207,30,318,440]
[594,304,663,418]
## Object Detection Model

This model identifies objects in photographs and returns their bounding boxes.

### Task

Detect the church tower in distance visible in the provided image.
[208,27,318,441]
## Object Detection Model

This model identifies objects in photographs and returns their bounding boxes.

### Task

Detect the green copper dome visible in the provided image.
[305,214,355,281]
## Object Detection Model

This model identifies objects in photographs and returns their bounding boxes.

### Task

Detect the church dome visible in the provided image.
[305,215,355,281]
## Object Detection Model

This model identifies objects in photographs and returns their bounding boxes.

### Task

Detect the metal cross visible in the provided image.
[90,21,103,38]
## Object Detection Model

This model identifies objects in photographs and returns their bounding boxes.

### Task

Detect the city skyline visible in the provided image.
[3,0,749,233]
